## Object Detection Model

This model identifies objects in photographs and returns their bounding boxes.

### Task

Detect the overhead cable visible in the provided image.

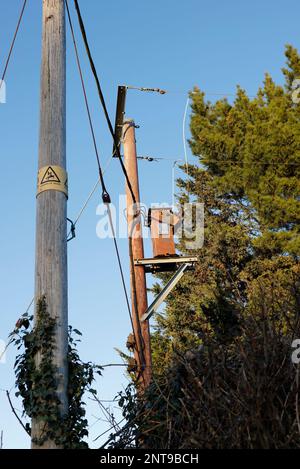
[0,0,28,91]
[73,0,137,205]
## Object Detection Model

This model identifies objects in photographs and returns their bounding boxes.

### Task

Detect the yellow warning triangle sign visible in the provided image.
[37,165,68,198]
[41,166,61,184]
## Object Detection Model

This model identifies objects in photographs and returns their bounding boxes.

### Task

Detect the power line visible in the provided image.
[106,206,135,338]
[164,89,258,98]
[0,0,28,90]
[65,0,110,204]
[65,0,145,380]
[72,178,101,226]
[67,155,113,239]
[196,159,300,166]
[73,0,137,206]
[135,155,300,167]
[121,87,258,98]
[182,97,190,200]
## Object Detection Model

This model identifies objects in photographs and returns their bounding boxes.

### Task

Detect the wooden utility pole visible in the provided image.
[32,0,68,448]
[123,119,152,388]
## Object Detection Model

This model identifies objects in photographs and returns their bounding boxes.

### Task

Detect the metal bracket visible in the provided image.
[134,256,198,273]
[141,263,192,322]
[112,85,127,157]
[67,218,76,243]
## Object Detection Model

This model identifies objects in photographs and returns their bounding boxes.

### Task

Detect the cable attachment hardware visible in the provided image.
[140,87,167,94]
[102,191,111,204]
[126,85,167,95]
[67,218,76,242]
[137,156,159,162]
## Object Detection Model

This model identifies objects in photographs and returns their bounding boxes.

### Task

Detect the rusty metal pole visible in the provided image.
[123,119,152,388]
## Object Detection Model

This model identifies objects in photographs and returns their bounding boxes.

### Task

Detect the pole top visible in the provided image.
[123,117,135,125]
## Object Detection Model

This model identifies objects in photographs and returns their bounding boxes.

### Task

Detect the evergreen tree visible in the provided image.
[188,45,300,257]
[151,45,300,373]
[136,46,300,448]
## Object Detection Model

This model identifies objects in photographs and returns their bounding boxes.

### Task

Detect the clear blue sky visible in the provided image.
[0,0,299,449]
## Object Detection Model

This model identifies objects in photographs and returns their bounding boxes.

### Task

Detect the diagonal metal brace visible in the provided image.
[141,263,192,322]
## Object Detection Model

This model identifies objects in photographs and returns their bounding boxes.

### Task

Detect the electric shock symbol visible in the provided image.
[37,165,68,198]
[41,166,61,184]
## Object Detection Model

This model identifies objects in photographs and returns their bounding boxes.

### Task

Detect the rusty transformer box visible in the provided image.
[148,208,177,258]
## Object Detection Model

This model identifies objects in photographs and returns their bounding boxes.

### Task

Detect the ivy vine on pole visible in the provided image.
[10,296,103,448]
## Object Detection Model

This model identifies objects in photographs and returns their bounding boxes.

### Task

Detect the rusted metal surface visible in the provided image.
[149,208,176,258]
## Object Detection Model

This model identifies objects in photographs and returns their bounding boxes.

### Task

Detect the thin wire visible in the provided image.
[128,229,146,378]
[166,89,258,98]
[66,1,145,380]
[67,155,113,238]
[196,160,300,166]
[23,297,34,315]
[0,297,34,363]
[0,0,28,91]
[106,204,146,386]
[134,155,300,166]
[183,97,190,199]
[73,0,136,206]
[65,0,109,202]
[73,179,100,226]
[172,159,184,207]
[138,155,184,162]
[106,206,133,332]
[183,98,190,171]
[93,418,126,442]
[210,160,299,166]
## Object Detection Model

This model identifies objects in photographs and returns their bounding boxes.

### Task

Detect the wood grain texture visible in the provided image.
[123,120,152,388]
[32,0,67,449]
